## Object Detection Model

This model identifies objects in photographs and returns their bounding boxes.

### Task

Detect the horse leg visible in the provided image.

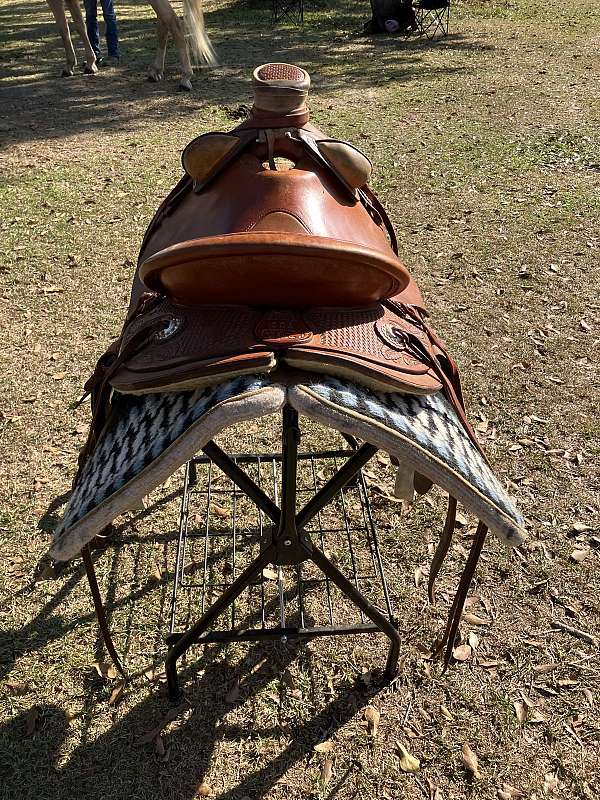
[65,0,98,73]
[46,0,77,76]
[148,19,169,83]
[148,0,194,91]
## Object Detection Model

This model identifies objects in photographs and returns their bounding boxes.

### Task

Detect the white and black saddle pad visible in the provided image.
[51,374,525,562]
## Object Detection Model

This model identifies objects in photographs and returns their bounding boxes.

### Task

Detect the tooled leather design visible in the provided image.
[121,304,264,370]
[254,310,313,346]
[258,63,305,81]
[301,307,431,373]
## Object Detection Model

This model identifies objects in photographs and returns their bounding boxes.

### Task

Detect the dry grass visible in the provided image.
[1,0,599,797]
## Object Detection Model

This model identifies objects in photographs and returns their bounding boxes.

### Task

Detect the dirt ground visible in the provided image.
[0,0,599,798]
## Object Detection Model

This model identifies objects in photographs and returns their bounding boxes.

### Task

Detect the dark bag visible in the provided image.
[366,0,416,33]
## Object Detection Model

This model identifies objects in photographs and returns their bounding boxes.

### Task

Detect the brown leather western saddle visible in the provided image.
[75,64,497,670]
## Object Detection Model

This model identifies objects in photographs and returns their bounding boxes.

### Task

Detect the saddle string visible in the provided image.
[359,185,399,254]
[428,495,457,604]
[82,544,128,679]
[384,299,489,465]
[379,300,492,655]
[435,521,489,668]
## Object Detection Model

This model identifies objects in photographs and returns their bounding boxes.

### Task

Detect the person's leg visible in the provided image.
[83,0,101,57]
[99,0,120,58]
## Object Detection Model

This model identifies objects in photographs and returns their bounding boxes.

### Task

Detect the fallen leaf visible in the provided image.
[582,687,594,706]
[225,678,240,704]
[440,704,454,721]
[570,549,589,563]
[453,644,472,662]
[463,613,490,626]
[462,742,481,779]
[65,709,79,727]
[314,741,333,753]
[262,567,278,581]
[108,681,125,706]
[364,705,380,736]
[498,784,525,799]
[93,661,109,678]
[25,707,39,736]
[212,504,228,518]
[572,522,593,533]
[468,632,480,650]
[3,681,29,695]
[533,662,558,674]
[513,700,526,723]
[137,703,187,745]
[321,757,333,786]
[281,668,296,689]
[544,773,559,794]
[529,709,548,723]
[196,783,212,797]
[396,741,420,772]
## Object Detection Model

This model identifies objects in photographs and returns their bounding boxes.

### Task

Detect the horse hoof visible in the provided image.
[84,64,98,75]
[61,67,75,77]
[178,78,192,92]
[147,72,163,83]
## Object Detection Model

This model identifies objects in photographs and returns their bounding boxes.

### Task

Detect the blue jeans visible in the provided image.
[84,0,119,58]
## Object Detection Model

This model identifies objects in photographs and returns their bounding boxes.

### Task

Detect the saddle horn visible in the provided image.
[251,62,311,120]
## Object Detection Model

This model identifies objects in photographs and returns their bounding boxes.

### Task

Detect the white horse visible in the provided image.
[45,0,216,90]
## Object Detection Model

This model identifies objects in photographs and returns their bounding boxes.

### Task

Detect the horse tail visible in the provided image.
[182,0,217,66]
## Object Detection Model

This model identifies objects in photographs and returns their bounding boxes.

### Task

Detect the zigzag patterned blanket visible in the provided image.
[51,375,526,561]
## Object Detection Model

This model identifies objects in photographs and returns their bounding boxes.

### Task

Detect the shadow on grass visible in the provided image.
[1,638,383,798]
[2,463,398,798]
[0,0,492,148]
[1,486,184,680]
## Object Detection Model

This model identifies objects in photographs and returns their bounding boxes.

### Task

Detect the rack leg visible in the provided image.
[310,546,400,679]
[165,545,276,701]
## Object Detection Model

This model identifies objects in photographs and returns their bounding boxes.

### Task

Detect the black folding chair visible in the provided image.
[413,0,450,38]
[272,0,304,26]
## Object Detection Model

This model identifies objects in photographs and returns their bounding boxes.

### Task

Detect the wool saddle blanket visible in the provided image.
[51,374,525,563]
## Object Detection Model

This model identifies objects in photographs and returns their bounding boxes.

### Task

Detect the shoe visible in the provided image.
[95,55,105,67]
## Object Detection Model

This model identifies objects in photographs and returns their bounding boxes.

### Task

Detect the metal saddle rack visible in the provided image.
[84,405,400,701]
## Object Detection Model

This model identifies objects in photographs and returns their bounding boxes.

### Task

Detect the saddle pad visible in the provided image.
[51,376,286,561]
[288,379,526,547]
[50,375,525,562]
